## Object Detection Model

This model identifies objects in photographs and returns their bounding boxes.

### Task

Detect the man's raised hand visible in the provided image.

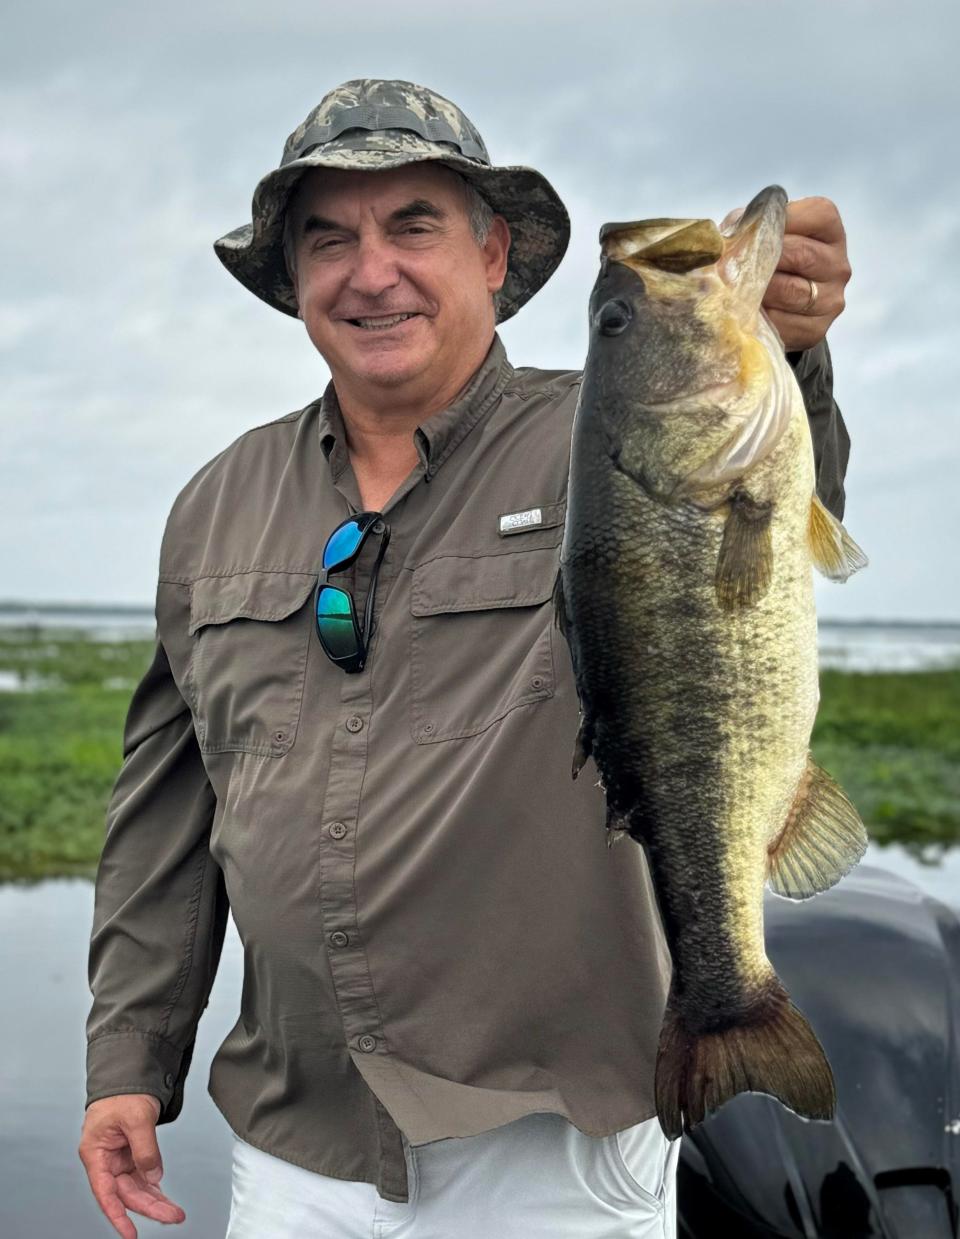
[762,196,852,352]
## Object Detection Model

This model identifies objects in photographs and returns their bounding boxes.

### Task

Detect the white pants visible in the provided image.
[225,1111,680,1238]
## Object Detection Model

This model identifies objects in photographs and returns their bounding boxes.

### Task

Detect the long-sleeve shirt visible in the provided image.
[85,331,850,1203]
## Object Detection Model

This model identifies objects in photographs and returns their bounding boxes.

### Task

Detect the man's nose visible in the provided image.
[346,234,401,298]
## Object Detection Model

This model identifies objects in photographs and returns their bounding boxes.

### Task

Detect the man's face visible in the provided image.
[285,163,510,394]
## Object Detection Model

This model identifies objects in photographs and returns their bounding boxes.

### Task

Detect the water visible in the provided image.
[2,845,958,1238]
[817,620,960,672]
[0,879,241,1238]
[0,605,157,644]
[1,605,959,673]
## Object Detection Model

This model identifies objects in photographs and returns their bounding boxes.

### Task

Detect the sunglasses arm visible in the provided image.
[361,529,391,641]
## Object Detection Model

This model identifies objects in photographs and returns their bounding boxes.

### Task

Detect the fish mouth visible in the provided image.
[600,218,724,274]
[597,185,788,317]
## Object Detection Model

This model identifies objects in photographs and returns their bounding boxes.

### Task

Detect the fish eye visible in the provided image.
[597,299,632,336]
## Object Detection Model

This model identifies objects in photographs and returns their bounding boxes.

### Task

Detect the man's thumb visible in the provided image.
[124,1121,164,1184]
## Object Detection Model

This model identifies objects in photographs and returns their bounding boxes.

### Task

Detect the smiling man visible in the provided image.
[280,162,511,511]
[79,79,852,1239]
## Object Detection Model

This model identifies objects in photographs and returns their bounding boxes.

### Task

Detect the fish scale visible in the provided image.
[554,185,868,1138]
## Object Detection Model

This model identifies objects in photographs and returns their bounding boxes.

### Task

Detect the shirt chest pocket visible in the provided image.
[409,545,559,744]
[187,570,317,756]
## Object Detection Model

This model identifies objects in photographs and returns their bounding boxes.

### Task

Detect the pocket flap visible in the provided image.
[411,547,559,617]
[189,571,317,636]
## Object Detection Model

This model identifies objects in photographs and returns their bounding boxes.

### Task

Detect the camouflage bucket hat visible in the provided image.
[213,78,570,324]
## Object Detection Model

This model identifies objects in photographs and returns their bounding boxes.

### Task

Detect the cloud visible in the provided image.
[1,0,958,616]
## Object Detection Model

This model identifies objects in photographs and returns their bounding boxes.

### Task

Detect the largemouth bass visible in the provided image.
[554,185,868,1138]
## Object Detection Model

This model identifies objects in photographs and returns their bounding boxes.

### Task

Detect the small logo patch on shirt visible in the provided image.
[499,508,543,535]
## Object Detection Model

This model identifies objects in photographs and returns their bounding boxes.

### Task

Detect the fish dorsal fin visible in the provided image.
[767,755,868,899]
[601,218,724,273]
[808,495,868,581]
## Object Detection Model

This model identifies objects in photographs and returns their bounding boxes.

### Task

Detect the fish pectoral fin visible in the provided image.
[714,489,774,610]
[766,755,868,900]
[808,494,868,581]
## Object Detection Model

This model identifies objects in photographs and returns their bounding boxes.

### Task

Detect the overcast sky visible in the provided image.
[2,0,957,619]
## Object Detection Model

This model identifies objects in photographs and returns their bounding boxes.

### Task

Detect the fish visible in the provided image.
[553,185,869,1139]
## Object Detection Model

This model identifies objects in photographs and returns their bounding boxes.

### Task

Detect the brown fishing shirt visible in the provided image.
[85,331,849,1203]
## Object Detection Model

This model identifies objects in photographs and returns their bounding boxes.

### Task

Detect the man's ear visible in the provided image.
[485,215,511,294]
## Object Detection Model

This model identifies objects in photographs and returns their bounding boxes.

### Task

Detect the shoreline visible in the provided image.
[0,631,957,882]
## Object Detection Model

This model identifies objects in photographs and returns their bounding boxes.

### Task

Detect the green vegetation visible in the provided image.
[0,629,958,881]
[0,630,154,881]
[812,668,960,862]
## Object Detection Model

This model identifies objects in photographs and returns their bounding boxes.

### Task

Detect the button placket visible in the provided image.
[316,639,386,1056]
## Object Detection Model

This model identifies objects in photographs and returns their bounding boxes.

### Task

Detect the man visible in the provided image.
[79,79,852,1238]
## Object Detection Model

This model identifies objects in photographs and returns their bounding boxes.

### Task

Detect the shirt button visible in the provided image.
[163,1072,174,1089]
[329,821,348,839]
[345,715,364,733]
[530,675,545,690]
[358,1035,377,1053]
[330,931,349,948]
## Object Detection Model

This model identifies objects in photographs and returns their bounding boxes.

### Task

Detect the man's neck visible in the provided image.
[331,334,495,471]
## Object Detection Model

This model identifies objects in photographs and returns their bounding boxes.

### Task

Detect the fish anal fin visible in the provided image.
[654,976,836,1138]
[715,489,773,611]
[808,494,868,581]
[767,755,868,900]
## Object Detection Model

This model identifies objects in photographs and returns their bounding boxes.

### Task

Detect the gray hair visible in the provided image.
[283,172,502,314]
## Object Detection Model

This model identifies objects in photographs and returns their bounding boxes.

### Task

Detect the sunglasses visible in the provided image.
[315,511,391,673]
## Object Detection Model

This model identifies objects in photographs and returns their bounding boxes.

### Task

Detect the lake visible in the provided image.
[1,605,959,673]
[2,841,958,1238]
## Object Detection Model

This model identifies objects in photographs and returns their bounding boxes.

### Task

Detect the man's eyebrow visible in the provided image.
[388,199,448,224]
[299,198,448,237]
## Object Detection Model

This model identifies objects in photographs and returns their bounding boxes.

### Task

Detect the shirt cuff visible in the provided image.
[85,1029,189,1124]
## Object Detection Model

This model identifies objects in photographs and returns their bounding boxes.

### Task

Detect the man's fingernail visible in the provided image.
[146,1167,163,1184]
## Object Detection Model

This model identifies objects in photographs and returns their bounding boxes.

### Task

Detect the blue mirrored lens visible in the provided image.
[323,520,364,571]
[316,586,359,659]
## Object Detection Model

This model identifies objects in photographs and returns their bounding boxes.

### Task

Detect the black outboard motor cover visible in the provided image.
[677,865,960,1238]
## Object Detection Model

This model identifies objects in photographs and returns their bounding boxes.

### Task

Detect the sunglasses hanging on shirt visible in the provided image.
[315,511,390,674]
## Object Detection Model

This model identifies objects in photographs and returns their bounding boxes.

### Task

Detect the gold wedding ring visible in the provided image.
[803,278,819,313]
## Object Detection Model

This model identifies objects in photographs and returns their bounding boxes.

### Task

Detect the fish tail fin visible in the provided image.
[654,978,836,1138]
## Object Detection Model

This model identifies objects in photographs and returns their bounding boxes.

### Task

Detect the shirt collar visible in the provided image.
[316,333,514,481]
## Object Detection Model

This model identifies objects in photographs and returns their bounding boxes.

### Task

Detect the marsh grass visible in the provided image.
[0,629,957,880]
[812,668,960,860]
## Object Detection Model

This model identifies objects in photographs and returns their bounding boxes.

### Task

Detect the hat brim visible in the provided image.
[213,145,570,324]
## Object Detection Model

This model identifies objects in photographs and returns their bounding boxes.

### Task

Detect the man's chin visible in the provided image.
[347,348,429,389]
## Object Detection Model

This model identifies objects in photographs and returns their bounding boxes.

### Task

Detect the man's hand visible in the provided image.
[78,1094,185,1237]
[761,196,851,352]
